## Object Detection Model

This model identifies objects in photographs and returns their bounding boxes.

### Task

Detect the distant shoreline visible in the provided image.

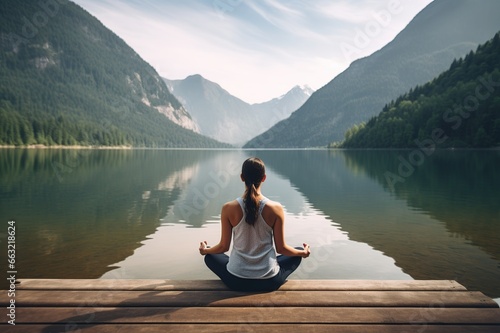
[1,145,498,150]
[0,145,237,150]
[0,145,133,150]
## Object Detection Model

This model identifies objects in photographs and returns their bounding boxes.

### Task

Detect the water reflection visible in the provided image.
[256,149,500,298]
[103,149,410,281]
[0,149,210,284]
[344,150,500,258]
[1,149,498,300]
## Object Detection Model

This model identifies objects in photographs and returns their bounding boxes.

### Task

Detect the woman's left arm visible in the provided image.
[199,204,233,255]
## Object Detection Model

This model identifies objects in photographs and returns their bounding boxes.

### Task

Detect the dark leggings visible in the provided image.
[204,248,303,292]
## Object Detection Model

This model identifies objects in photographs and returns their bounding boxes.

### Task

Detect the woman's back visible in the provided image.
[226,197,280,279]
[199,157,310,291]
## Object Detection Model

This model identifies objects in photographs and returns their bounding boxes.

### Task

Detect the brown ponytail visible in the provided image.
[241,157,265,225]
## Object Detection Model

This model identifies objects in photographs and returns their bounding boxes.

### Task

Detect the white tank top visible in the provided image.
[227,197,280,279]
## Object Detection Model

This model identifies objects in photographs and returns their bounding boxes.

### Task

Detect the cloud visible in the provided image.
[72,0,433,103]
[313,0,382,23]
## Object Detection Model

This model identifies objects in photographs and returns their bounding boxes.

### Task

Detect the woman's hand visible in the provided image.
[199,241,209,255]
[302,243,311,258]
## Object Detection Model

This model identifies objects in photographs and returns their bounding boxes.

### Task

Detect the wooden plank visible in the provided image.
[15,307,500,324]
[3,290,497,308]
[2,324,500,333]
[15,279,467,291]
[15,279,229,291]
[4,278,499,333]
[279,279,467,291]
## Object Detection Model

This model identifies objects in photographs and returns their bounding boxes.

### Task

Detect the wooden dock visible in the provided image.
[1,279,500,332]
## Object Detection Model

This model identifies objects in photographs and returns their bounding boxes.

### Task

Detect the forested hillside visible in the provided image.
[0,0,225,147]
[340,32,500,148]
[245,0,500,148]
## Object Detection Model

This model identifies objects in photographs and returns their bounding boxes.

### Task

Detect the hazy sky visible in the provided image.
[72,0,434,103]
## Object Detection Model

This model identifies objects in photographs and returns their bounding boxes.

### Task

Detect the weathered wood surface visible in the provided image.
[5,290,496,308]
[1,279,499,333]
[14,278,467,291]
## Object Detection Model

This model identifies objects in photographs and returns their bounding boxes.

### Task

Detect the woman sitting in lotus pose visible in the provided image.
[199,157,310,291]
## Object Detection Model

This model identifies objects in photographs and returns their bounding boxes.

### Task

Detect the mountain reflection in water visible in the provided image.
[0,149,498,299]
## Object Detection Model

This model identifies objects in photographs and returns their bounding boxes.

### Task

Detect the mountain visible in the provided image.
[0,0,225,148]
[245,0,500,148]
[164,75,313,145]
[252,84,314,115]
[341,32,500,148]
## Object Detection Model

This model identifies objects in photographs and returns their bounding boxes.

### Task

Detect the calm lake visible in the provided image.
[0,148,499,303]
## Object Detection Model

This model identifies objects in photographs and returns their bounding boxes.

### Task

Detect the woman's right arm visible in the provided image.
[199,203,233,255]
[272,204,310,258]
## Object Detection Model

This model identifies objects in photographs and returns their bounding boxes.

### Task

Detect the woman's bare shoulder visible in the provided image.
[261,199,284,228]
[222,199,240,210]
[223,199,244,226]
[263,199,284,213]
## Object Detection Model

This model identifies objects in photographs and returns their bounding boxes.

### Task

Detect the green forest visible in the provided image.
[0,0,226,148]
[339,32,500,149]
